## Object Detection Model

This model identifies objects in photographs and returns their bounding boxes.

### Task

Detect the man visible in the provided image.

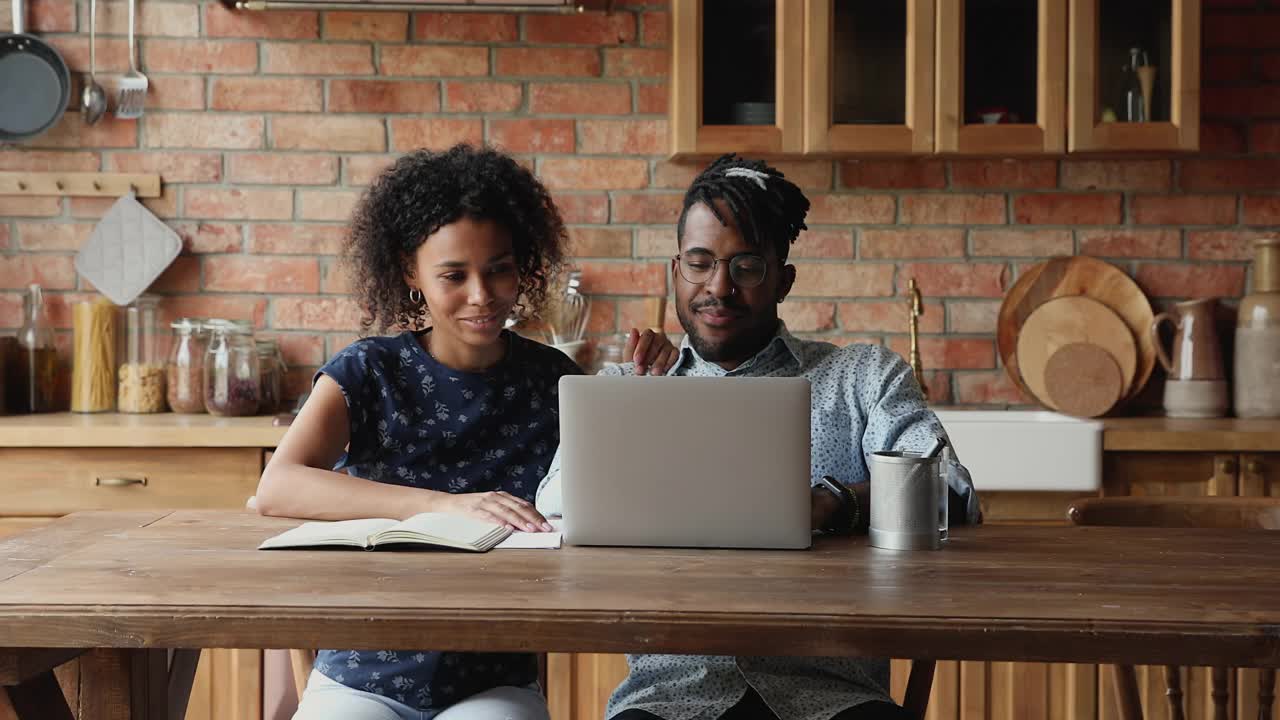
[537,153,980,720]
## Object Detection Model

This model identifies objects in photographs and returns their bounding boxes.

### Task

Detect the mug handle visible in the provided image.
[1150,312,1176,374]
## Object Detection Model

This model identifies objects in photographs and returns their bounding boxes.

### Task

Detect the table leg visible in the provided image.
[5,670,75,720]
[79,648,200,720]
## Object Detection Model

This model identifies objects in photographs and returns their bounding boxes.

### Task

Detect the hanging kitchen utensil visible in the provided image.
[75,192,181,306]
[114,0,149,119]
[0,0,71,143]
[81,0,107,125]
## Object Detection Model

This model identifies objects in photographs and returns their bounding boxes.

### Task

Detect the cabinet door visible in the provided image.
[1068,0,1200,151]
[936,0,1067,154]
[1103,452,1238,498]
[185,649,262,720]
[804,0,935,154]
[546,653,628,720]
[671,0,805,157]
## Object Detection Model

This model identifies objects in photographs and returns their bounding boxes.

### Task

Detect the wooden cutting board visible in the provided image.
[1044,343,1124,418]
[998,256,1155,408]
[1016,296,1138,409]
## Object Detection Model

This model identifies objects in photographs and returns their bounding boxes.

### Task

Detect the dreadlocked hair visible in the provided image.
[344,144,566,335]
[677,153,810,262]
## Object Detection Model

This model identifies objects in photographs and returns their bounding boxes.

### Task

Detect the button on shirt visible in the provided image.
[535,322,979,720]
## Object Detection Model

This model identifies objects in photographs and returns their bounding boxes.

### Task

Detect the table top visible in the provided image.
[0,511,1277,668]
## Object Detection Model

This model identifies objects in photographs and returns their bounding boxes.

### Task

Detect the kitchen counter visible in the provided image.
[0,413,1275,451]
[1102,417,1280,452]
[0,412,287,448]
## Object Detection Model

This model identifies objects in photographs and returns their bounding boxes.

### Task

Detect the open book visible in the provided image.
[258,513,560,553]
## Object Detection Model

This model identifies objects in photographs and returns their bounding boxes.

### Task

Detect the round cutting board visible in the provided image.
[1044,343,1124,418]
[1016,296,1138,409]
[998,256,1155,407]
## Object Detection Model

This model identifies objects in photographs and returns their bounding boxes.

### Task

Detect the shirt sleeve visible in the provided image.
[535,361,632,518]
[314,341,381,461]
[856,346,982,526]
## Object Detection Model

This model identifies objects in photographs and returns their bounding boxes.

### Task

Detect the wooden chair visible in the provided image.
[1067,496,1280,720]
[287,652,938,719]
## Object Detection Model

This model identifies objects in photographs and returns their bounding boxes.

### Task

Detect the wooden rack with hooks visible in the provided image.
[0,172,162,198]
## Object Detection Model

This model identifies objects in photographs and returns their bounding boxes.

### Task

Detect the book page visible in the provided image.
[258,518,398,550]
[494,530,562,550]
[375,512,509,548]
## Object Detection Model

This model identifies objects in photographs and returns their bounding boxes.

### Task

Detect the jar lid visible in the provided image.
[170,317,204,332]
[205,318,253,335]
[255,339,279,354]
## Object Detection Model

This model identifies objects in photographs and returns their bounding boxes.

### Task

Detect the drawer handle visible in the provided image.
[95,476,148,487]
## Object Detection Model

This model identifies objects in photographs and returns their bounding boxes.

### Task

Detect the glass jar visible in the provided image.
[255,339,286,415]
[71,297,118,413]
[166,318,207,414]
[204,320,260,417]
[117,295,166,413]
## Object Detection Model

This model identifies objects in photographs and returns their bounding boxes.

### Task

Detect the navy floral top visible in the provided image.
[313,329,580,710]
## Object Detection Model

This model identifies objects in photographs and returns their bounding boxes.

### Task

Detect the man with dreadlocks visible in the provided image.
[536,153,979,720]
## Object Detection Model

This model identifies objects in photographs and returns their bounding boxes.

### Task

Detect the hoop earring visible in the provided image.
[408,288,423,305]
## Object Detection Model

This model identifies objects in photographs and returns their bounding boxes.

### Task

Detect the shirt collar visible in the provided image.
[671,320,804,375]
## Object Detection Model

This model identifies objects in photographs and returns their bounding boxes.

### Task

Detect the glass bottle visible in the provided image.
[255,339,285,415]
[204,320,260,417]
[118,295,167,413]
[13,284,58,414]
[1124,47,1147,123]
[167,318,207,414]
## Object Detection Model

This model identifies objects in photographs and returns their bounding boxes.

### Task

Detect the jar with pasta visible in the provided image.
[166,318,206,413]
[204,320,260,417]
[255,339,286,415]
[117,296,166,413]
[71,298,118,413]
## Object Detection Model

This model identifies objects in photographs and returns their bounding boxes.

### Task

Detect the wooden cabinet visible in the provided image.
[936,0,1066,154]
[803,0,935,154]
[671,0,806,157]
[672,0,1199,156]
[1068,0,1200,152]
[0,414,284,720]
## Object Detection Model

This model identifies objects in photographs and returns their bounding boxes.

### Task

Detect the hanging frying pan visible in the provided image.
[0,0,71,143]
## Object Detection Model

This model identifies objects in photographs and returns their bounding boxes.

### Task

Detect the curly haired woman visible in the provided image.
[255,145,675,720]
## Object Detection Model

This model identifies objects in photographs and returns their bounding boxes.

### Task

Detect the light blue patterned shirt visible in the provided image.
[536,321,979,720]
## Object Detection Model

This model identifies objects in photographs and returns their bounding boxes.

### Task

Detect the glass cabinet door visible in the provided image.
[1068,0,1199,151]
[671,0,805,157]
[804,0,935,154]
[935,0,1067,154]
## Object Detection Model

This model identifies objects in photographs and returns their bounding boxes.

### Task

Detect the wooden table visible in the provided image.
[2,510,1279,718]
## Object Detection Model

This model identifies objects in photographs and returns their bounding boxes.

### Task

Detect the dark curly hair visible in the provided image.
[344,144,567,334]
[677,153,809,262]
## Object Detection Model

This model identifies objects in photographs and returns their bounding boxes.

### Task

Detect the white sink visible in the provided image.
[932,410,1102,492]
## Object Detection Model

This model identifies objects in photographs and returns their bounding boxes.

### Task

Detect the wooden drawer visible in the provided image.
[0,448,261,516]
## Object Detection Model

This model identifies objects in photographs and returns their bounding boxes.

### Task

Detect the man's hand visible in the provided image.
[811,485,840,533]
[624,328,678,376]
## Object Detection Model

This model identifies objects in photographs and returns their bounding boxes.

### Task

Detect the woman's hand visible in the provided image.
[625,328,678,376]
[438,491,553,532]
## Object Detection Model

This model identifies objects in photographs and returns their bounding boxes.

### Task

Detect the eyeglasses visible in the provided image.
[675,251,768,288]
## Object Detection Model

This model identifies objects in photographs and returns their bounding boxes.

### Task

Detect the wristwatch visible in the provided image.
[816,475,859,534]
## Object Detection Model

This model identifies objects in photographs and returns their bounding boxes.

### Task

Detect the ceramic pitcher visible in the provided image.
[1151,298,1225,381]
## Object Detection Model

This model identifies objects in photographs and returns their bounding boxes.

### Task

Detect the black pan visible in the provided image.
[0,0,71,143]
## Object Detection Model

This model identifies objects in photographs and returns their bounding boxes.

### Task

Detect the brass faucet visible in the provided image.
[907,277,927,400]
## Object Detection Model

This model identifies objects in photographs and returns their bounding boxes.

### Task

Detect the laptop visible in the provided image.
[558,375,812,550]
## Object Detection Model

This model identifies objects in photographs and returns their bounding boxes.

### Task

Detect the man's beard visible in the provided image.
[677,298,778,365]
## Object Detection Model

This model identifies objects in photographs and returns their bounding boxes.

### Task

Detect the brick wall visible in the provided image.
[0,0,1277,407]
